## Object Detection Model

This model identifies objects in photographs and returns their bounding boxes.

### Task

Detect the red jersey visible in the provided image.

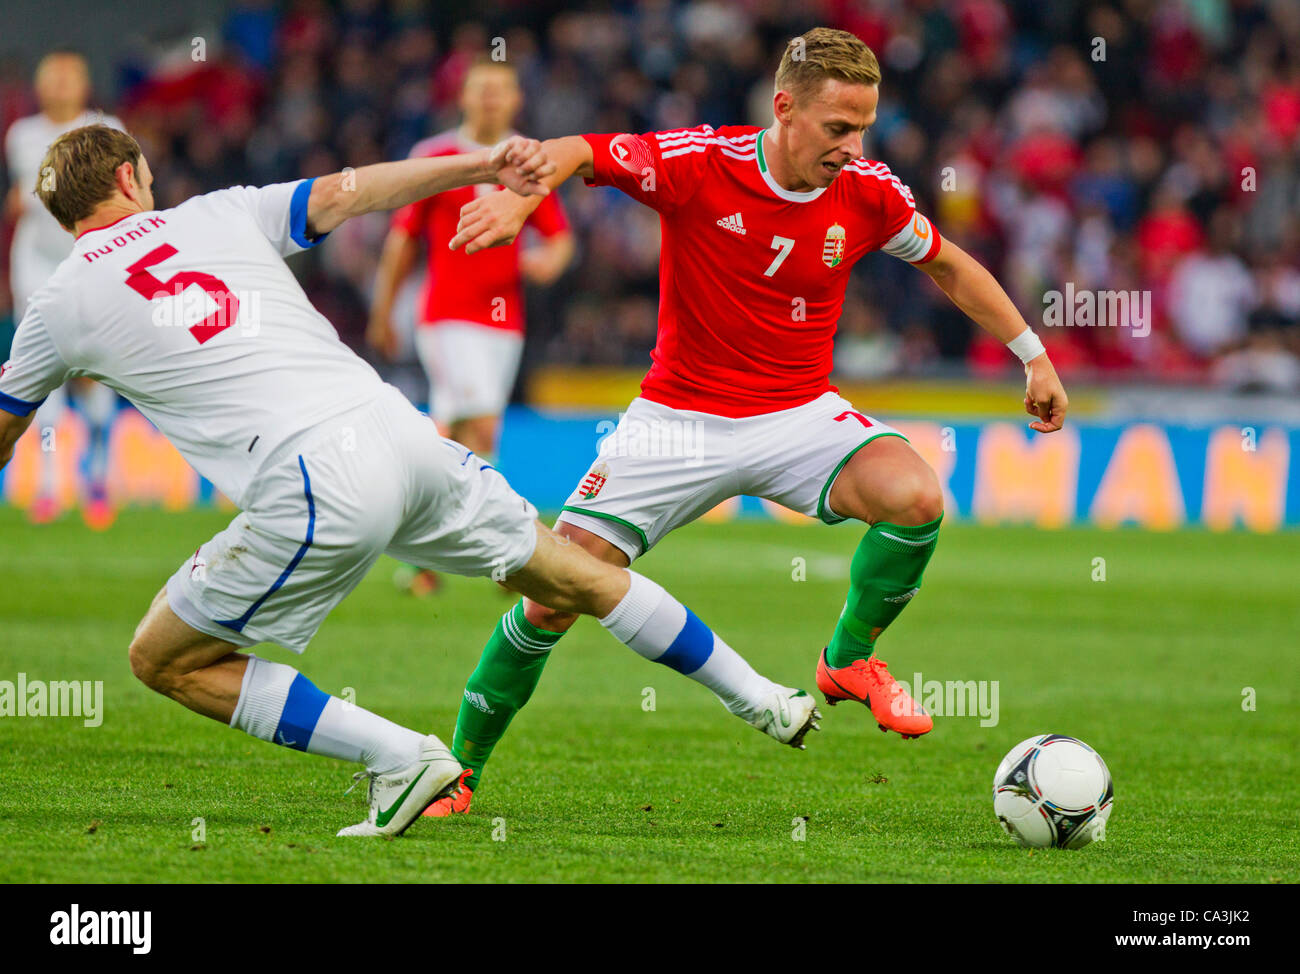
[583,125,942,417]
[393,130,570,333]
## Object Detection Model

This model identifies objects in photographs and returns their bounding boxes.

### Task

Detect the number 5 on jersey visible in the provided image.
[125,243,240,345]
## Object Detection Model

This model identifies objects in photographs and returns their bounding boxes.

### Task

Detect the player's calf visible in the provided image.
[129,589,460,835]
[500,523,629,617]
[508,524,808,728]
[816,440,944,739]
[128,588,247,721]
[437,522,621,800]
[439,521,818,816]
[518,519,625,632]
[443,522,817,810]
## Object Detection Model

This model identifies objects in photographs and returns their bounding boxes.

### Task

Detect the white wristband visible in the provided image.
[1006,327,1046,364]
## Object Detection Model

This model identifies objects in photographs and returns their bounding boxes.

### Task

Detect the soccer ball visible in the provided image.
[992,734,1113,849]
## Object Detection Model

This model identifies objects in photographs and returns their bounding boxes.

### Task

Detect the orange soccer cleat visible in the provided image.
[816,651,933,739]
[422,768,474,817]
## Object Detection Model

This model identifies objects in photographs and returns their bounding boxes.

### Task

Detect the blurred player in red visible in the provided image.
[368,56,573,455]
[368,56,573,596]
[425,28,1071,816]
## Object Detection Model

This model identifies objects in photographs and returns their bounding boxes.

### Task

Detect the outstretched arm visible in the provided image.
[450,136,593,254]
[917,237,1069,433]
[307,136,555,237]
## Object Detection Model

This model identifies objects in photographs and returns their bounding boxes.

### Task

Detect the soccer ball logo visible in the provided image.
[992,734,1114,849]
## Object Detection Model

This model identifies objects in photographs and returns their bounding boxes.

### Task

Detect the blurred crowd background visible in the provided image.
[3,0,1300,395]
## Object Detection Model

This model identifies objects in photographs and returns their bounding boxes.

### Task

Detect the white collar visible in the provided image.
[756,128,826,203]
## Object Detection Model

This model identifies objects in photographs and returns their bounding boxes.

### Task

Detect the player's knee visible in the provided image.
[127,638,171,694]
[523,598,578,633]
[880,469,944,525]
[909,474,945,524]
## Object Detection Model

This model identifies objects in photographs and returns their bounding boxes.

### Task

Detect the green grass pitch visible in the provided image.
[0,505,1295,883]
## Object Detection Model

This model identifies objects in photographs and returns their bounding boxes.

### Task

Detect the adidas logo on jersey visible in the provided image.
[716,212,747,235]
[464,690,496,715]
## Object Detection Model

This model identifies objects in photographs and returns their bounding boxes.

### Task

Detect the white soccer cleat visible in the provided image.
[745,687,822,749]
[336,734,465,837]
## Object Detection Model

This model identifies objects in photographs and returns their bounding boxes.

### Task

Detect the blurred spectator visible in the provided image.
[835,288,903,380]
[1212,329,1300,393]
[1168,208,1255,360]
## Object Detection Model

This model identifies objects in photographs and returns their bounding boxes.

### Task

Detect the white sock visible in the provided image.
[230,656,423,774]
[599,571,775,716]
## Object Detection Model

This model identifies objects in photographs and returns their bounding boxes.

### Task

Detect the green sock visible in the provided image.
[451,601,565,792]
[826,514,943,668]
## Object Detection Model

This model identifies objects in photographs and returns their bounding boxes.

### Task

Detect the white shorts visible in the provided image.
[414,321,524,427]
[556,392,906,562]
[165,386,538,653]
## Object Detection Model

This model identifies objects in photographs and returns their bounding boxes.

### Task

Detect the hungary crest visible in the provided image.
[579,462,610,500]
[822,222,846,268]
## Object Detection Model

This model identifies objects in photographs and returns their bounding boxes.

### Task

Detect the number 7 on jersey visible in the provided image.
[764,235,794,277]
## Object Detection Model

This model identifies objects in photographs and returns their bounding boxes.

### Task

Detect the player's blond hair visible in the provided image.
[775,27,881,103]
[35,124,143,231]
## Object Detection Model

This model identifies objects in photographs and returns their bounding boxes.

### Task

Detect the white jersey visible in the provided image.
[5,110,124,307]
[0,179,389,506]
